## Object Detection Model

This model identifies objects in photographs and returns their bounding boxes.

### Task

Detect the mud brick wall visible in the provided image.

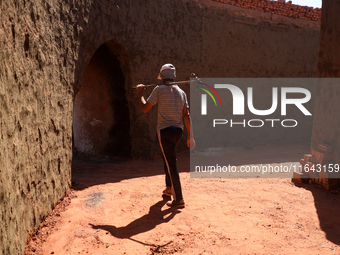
[212,0,321,21]
[311,0,340,163]
[73,0,320,158]
[1,0,320,254]
[0,1,80,254]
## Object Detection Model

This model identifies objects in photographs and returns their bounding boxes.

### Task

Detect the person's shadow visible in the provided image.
[89,198,181,247]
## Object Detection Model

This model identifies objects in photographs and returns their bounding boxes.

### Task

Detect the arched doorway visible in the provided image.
[73,42,131,158]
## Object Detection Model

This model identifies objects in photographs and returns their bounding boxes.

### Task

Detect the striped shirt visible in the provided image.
[147,84,189,131]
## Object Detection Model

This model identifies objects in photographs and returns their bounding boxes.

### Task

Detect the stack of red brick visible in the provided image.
[293,143,340,191]
[212,0,321,21]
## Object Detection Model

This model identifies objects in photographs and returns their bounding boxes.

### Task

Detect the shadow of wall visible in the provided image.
[294,183,340,246]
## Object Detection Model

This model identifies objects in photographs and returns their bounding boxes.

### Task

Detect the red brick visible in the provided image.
[312,150,333,161]
[312,156,334,165]
[292,172,303,183]
[322,179,339,190]
[304,154,312,161]
[210,0,321,21]
[318,143,333,154]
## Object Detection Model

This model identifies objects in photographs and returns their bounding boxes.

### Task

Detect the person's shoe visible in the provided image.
[162,187,172,197]
[166,199,185,208]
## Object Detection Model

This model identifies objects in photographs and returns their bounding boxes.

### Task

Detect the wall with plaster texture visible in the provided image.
[0,1,79,254]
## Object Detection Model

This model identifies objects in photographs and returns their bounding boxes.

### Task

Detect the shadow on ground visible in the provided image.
[293,182,340,246]
[89,198,181,248]
[71,153,176,190]
[72,143,309,190]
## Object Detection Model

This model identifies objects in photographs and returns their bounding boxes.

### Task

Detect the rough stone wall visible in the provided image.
[0,1,80,254]
[311,0,340,161]
[0,0,320,253]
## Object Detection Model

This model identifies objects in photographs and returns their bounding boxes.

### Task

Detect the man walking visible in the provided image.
[136,64,194,207]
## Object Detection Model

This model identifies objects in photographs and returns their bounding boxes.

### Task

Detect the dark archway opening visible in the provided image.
[73,43,131,158]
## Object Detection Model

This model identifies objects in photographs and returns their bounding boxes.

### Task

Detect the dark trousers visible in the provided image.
[158,127,183,201]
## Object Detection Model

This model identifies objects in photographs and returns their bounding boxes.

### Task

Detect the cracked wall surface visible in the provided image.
[0,0,320,254]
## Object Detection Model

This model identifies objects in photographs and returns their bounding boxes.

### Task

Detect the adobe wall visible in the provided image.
[0,0,320,254]
[74,0,320,158]
[311,0,340,161]
[0,1,77,254]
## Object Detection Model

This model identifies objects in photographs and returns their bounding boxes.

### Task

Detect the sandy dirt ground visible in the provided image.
[25,144,340,255]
